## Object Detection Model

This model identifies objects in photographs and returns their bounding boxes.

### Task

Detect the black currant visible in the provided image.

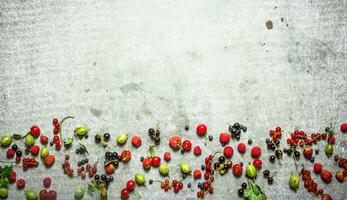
[101,174,107,181]
[275,150,283,158]
[148,128,155,136]
[241,183,247,189]
[94,175,100,180]
[263,170,270,178]
[208,135,213,141]
[269,155,276,163]
[219,156,225,163]
[11,144,18,151]
[16,150,22,157]
[267,177,273,184]
[103,133,110,141]
[95,135,101,143]
[238,188,244,197]
[248,139,252,145]
[315,149,319,155]
[184,125,189,131]
[149,179,153,184]
[294,151,300,159]
[187,183,191,188]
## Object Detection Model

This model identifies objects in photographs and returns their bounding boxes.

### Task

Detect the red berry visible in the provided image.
[131,136,142,148]
[335,171,345,183]
[328,136,335,144]
[223,146,234,158]
[169,135,181,150]
[340,123,347,133]
[40,135,49,144]
[31,145,40,156]
[173,186,179,193]
[143,158,151,170]
[30,125,41,137]
[105,164,115,174]
[81,173,86,179]
[313,163,323,174]
[250,146,262,158]
[151,156,161,167]
[204,173,209,180]
[178,182,183,189]
[237,143,246,154]
[126,180,136,191]
[39,189,48,200]
[303,147,313,159]
[275,127,281,132]
[182,140,192,151]
[53,127,59,134]
[219,132,230,146]
[53,136,60,143]
[16,179,25,189]
[193,169,202,179]
[253,159,262,168]
[320,169,332,183]
[232,164,243,177]
[120,150,132,162]
[321,133,327,140]
[48,190,57,200]
[43,177,52,188]
[6,148,15,158]
[193,146,202,156]
[164,152,171,161]
[55,143,61,151]
[196,124,207,136]
[121,188,130,200]
[52,118,58,124]
[9,171,16,183]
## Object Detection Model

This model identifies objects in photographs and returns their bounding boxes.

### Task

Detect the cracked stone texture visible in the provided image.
[0,0,346,199]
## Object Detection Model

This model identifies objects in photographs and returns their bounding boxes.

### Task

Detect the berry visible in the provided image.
[223,146,234,158]
[269,155,276,163]
[16,179,25,189]
[6,148,15,158]
[237,143,246,154]
[121,188,130,200]
[151,156,161,167]
[30,145,40,156]
[16,150,22,157]
[40,135,49,144]
[30,125,41,137]
[313,163,323,174]
[263,170,270,178]
[193,170,202,179]
[335,171,345,183]
[250,146,262,158]
[43,177,52,188]
[131,136,142,148]
[241,183,247,189]
[169,136,181,150]
[103,133,110,141]
[120,150,131,162]
[11,144,18,151]
[143,158,151,170]
[267,177,273,184]
[303,147,313,159]
[196,124,207,136]
[248,139,252,145]
[232,164,243,177]
[9,171,16,183]
[208,135,213,141]
[320,169,332,183]
[193,146,202,156]
[253,159,262,169]
[238,189,244,197]
[164,152,171,161]
[219,132,230,146]
[218,156,226,163]
[126,180,136,191]
[340,123,347,133]
[182,140,192,151]
[184,125,189,131]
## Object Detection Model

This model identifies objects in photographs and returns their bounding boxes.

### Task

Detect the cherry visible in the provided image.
[253,159,262,168]
[30,125,41,137]
[30,145,40,156]
[16,179,25,189]
[131,136,142,148]
[121,188,130,200]
[196,124,207,136]
[232,164,243,177]
[340,122,347,133]
[143,158,151,170]
[126,180,136,191]
[40,135,49,144]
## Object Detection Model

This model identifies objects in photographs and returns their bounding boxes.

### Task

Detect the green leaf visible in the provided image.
[1,166,12,178]
[147,146,155,158]
[0,178,9,187]
[88,183,95,193]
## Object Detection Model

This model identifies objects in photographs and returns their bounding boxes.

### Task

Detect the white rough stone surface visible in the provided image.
[0,0,346,199]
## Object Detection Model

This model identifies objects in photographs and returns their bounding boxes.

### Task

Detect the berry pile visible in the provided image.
[262,169,274,184]
[148,125,161,145]
[159,179,183,193]
[22,157,39,171]
[120,180,136,200]
[196,154,218,198]
[228,122,247,141]
[104,151,120,174]
[301,168,326,196]
[94,174,114,189]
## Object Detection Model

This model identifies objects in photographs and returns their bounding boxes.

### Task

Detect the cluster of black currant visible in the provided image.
[77,158,89,167]
[94,174,114,189]
[228,122,247,140]
[263,169,274,184]
[148,125,161,145]
[266,138,283,163]
[105,151,120,165]
[94,133,111,147]
[238,182,248,197]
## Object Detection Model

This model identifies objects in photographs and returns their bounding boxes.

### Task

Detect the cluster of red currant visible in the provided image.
[22,157,39,171]
[159,179,183,193]
[62,155,74,177]
[286,130,326,147]
[76,161,92,179]
[301,168,326,197]
[334,155,347,171]
[51,118,62,151]
[269,127,282,141]
[196,154,216,198]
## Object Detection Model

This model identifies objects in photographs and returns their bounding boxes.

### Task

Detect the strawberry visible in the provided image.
[219,133,230,146]
[320,169,332,183]
[313,163,323,174]
[335,171,345,183]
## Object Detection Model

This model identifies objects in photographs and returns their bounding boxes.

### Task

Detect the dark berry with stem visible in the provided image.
[11,144,18,151]
[315,149,319,155]
[310,157,315,163]
[187,183,191,188]
[95,135,101,143]
[103,133,110,141]
[263,170,270,178]
[219,156,225,163]
[275,150,282,158]
[241,183,247,189]
[267,177,273,184]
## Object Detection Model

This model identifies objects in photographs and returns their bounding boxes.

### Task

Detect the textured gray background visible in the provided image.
[0,0,346,199]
